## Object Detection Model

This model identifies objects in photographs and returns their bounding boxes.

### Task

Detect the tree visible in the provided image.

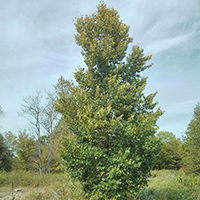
[15,130,36,171]
[182,102,200,174]
[19,91,61,174]
[3,130,37,171]
[3,131,17,153]
[55,3,163,199]
[38,134,62,173]
[154,131,182,170]
[0,134,12,171]
[0,107,12,171]
[41,91,62,174]
[19,91,43,174]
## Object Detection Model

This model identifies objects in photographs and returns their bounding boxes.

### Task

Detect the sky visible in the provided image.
[0,0,200,139]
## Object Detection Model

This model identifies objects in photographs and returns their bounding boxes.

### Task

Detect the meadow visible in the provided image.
[0,169,199,199]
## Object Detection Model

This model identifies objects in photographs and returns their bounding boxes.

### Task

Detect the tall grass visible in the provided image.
[0,170,200,199]
[0,170,87,200]
[135,170,200,200]
[0,170,66,187]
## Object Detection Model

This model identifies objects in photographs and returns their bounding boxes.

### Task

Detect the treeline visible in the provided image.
[154,103,200,175]
[0,130,61,173]
[0,85,67,174]
[1,97,200,175]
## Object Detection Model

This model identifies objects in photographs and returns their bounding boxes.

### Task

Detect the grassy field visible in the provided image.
[135,170,200,200]
[0,169,199,199]
[0,170,87,200]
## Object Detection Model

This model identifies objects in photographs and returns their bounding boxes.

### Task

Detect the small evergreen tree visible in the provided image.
[55,3,163,199]
[182,102,200,174]
[0,134,12,171]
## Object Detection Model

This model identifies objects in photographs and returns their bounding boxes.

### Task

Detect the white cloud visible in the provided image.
[144,33,193,55]
[165,99,198,114]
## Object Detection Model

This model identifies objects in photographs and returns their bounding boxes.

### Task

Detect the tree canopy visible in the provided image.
[56,3,163,199]
[154,131,182,170]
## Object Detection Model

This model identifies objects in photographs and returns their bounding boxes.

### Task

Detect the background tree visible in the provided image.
[3,130,36,171]
[3,130,61,172]
[19,91,43,174]
[3,131,17,153]
[15,130,36,171]
[19,91,61,174]
[182,102,200,174]
[55,3,163,199]
[0,134,12,171]
[0,107,12,171]
[154,131,182,170]
[41,91,61,174]
[38,134,62,173]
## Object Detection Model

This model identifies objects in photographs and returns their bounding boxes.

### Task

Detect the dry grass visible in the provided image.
[0,170,87,199]
[0,170,200,199]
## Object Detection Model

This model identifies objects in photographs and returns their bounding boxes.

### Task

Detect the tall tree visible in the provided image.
[182,102,200,174]
[19,91,61,174]
[55,3,163,199]
[42,91,62,174]
[19,91,43,174]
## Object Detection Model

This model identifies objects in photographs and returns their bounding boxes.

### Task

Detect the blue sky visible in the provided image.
[0,0,200,138]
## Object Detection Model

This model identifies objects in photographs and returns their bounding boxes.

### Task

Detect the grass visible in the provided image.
[135,170,200,200]
[0,170,87,200]
[0,170,66,187]
[0,169,200,199]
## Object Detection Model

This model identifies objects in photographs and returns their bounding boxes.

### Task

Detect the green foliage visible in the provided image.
[3,131,17,153]
[15,130,36,171]
[56,3,163,199]
[182,102,200,175]
[175,171,200,188]
[74,3,132,74]
[3,130,37,171]
[136,170,199,200]
[0,134,12,171]
[3,130,61,173]
[157,131,178,143]
[19,90,62,174]
[154,131,182,170]
[136,187,194,200]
